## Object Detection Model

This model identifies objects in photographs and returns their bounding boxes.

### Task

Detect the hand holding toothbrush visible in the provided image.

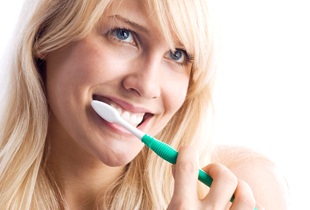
[168,146,261,210]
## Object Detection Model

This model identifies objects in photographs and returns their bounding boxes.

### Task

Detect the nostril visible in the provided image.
[129,88,142,97]
[122,73,160,99]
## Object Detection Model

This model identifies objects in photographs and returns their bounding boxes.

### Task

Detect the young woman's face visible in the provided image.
[45,0,192,166]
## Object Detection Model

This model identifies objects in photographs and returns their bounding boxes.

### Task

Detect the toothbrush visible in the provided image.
[91,100,213,185]
[91,100,259,207]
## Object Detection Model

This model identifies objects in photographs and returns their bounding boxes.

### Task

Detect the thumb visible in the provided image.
[171,146,200,203]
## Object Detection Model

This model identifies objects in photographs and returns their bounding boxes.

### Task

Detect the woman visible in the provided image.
[0,0,288,209]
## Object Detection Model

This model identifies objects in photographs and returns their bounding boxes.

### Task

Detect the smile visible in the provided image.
[92,95,153,128]
[109,102,144,127]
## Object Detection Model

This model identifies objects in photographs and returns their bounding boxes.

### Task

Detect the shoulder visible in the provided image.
[211,145,289,209]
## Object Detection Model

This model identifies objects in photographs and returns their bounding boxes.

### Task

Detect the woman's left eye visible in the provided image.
[166,49,192,66]
[109,28,135,45]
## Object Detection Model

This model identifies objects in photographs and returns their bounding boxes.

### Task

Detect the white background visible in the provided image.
[1,0,309,209]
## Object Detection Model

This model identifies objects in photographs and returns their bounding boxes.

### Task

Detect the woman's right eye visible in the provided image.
[108,28,135,45]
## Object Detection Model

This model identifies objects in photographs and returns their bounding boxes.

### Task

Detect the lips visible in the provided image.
[110,102,144,126]
[92,95,153,127]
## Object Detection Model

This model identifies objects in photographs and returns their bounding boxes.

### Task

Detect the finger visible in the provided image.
[202,163,238,209]
[169,146,200,208]
[254,202,265,210]
[230,180,256,210]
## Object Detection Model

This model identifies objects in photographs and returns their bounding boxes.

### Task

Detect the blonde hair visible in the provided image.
[0,0,216,209]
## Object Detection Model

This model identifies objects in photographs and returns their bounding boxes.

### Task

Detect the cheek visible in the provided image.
[161,76,189,121]
[163,64,191,113]
[44,43,102,131]
[45,42,111,100]
[166,72,189,108]
[150,82,188,136]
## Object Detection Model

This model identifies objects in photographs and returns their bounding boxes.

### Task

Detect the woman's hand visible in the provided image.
[167,146,263,210]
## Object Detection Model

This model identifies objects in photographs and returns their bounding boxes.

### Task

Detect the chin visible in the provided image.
[98,150,138,167]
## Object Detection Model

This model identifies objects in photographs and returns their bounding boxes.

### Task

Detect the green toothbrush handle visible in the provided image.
[141,134,213,187]
[141,134,258,208]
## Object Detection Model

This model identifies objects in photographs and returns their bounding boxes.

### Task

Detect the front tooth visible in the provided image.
[110,103,144,126]
[131,114,143,126]
[121,111,131,122]
[131,115,138,125]
[120,111,141,126]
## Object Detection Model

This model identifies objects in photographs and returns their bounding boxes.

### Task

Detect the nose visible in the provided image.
[122,56,161,99]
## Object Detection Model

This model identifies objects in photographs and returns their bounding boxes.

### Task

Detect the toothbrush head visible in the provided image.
[91,100,121,123]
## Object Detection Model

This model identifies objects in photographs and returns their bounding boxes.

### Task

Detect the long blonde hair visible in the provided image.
[0,0,216,209]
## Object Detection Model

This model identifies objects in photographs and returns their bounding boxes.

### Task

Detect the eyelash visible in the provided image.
[174,49,194,67]
[106,27,194,66]
[106,27,137,46]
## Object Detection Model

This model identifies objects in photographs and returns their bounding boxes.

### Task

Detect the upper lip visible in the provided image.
[92,94,153,114]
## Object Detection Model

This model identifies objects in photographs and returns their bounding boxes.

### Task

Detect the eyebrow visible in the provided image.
[108,15,150,35]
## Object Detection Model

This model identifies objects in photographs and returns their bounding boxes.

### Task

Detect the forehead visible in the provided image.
[104,0,152,27]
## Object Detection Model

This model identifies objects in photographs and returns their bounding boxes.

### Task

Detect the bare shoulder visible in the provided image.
[211,145,289,210]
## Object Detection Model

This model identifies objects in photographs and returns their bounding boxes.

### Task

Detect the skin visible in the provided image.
[44,0,288,209]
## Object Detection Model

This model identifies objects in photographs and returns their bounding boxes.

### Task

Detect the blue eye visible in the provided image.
[169,49,185,62]
[166,49,194,66]
[110,28,135,44]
